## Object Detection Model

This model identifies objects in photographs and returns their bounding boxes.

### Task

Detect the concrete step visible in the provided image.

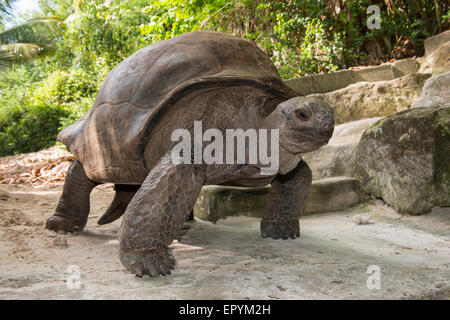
[284,58,420,95]
[193,176,365,222]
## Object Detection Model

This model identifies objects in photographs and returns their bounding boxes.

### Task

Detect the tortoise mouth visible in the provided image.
[302,132,332,143]
[281,130,331,154]
[283,128,332,142]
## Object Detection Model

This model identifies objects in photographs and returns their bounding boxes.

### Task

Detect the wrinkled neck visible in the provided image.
[278,144,303,175]
[262,107,283,130]
[263,107,304,175]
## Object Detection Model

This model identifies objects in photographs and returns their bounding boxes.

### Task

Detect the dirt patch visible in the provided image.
[0,183,448,299]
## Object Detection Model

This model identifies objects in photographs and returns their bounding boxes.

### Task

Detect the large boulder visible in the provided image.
[411,72,450,109]
[418,30,450,75]
[309,73,430,124]
[353,105,450,214]
[304,117,382,180]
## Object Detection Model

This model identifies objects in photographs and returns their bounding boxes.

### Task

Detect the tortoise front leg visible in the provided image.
[119,153,206,277]
[261,160,312,240]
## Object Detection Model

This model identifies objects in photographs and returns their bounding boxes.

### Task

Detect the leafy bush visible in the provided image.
[68,0,156,68]
[58,97,93,129]
[28,68,98,105]
[0,103,69,156]
[0,66,97,155]
[205,0,448,77]
[266,17,345,78]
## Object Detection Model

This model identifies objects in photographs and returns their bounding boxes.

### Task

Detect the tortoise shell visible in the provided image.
[58,31,298,182]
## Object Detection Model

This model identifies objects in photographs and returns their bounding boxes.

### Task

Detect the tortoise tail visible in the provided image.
[98,185,140,225]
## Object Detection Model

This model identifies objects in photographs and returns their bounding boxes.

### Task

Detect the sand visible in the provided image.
[0,183,449,299]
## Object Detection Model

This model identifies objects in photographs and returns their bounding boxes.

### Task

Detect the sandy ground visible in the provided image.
[0,183,449,300]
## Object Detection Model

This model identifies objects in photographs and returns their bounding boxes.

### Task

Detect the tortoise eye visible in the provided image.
[295,110,309,121]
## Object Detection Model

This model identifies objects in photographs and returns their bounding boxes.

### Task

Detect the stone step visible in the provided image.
[193,176,364,223]
[284,58,420,96]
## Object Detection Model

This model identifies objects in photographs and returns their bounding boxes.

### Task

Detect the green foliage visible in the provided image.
[68,0,227,68]
[138,0,223,42]
[0,103,69,156]
[29,68,97,105]
[58,96,93,129]
[0,65,97,155]
[68,0,153,68]
[204,0,447,76]
[268,16,345,78]
[0,62,48,107]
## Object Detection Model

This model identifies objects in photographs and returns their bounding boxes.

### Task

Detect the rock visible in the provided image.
[193,177,364,222]
[309,73,430,124]
[351,214,372,225]
[419,30,450,75]
[106,239,119,246]
[435,283,446,289]
[304,176,364,215]
[194,185,270,223]
[352,64,394,82]
[304,144,357,180]
[304,117,383,180]
[392,59,420,78]
[429,42,450,75]
[284,69,355,95]
[284,59,420,95]
[419,42,450,75]
[411,72,450,109]
[329,117,384,146]
[353,105,450,214]
[52,237,68,248]
[423,30,450,57]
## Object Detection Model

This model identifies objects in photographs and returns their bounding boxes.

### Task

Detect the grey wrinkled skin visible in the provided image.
[260,160,312,240]
[46,31,334,277]
[97,184,140,225]
[46,160,98,233]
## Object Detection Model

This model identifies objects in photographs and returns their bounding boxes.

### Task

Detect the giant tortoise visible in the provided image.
[46,31,334,277]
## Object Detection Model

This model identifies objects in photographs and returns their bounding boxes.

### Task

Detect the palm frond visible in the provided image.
[1,42,40,59]
[0,46,13,70]
[0,42,41,70]
[0,0,15,15]
[0,18,59,48]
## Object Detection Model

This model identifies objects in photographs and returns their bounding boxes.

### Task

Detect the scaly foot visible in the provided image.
[119,246,176,277]
[260,219,300,240]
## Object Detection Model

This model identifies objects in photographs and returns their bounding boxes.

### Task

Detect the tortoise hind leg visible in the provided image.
[46,160,98,233]
[97,184,140,225]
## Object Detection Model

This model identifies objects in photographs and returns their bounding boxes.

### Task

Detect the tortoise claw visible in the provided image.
[46,213,87,233]
[120,246,176,278]
[260,219,300,240]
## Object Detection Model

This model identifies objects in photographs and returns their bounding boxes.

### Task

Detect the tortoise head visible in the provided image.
[275,96,334,154]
